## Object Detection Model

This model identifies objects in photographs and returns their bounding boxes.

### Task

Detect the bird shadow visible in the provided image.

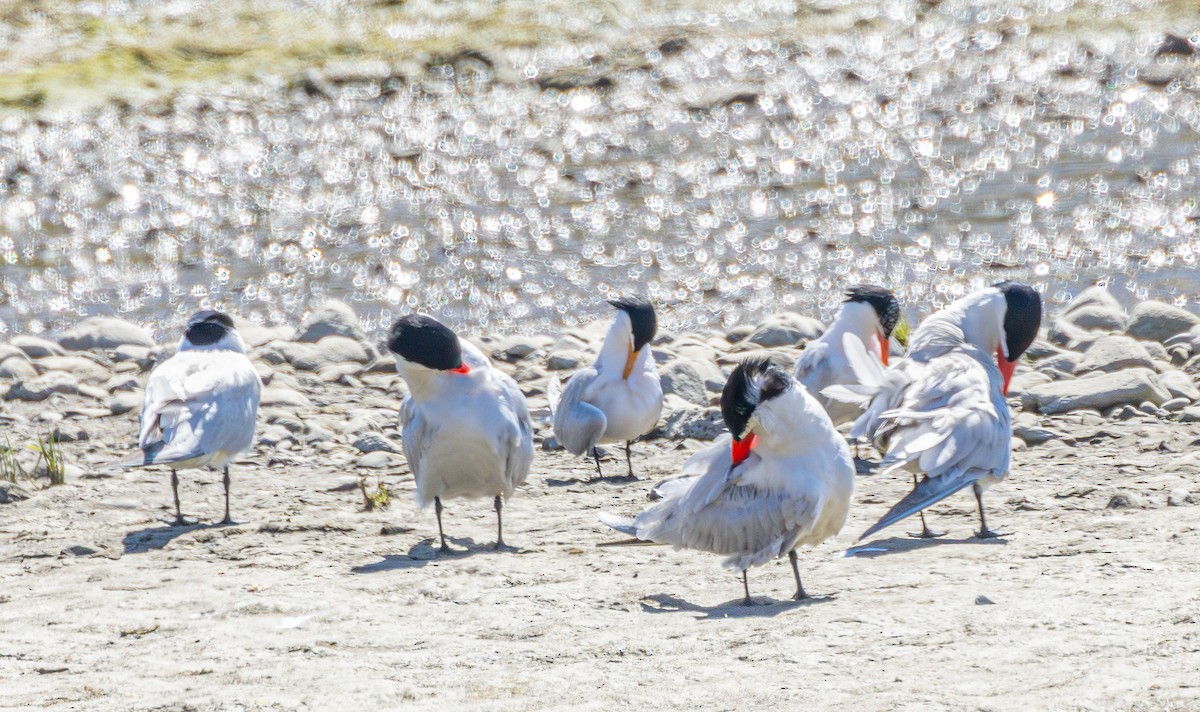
[853,457,878,476]
[845,534,1010,559]
[351,536,499,573]
[639,593,835,620]
[122,521,211,554]
[545,473,640,487]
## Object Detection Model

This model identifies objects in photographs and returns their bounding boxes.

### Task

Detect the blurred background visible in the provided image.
[0,0,1198,339]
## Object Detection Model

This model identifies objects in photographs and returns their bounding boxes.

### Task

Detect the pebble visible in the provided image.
[1161,397,1190,412]
[1167,489,1192,507]
[1021,368,1170,415]
[58,317,155,351]
[295,300,368,343]
[1061,304,1126,332]
[547,350,587,371]
[52,423,90,443]
[0,481,33,504]
[1126,300,1200,343]
[356,451,400,469]
[0,357,38,381]
[1157,370,1200,401]
[36,356,112,383]
[1107,492,1146,510]
[104,375,140,392]
[654,398,724,440]
[1074,336,1154,374]
[260,386,313,408]
[4,372,80,401]
[11,336,66,359]
[489,336,540,363]
[1179,406,1200,423]
[109,392,142,416]
[746,314,825,348]
[725,325,755,344]
[258,425,293,447]
[352,434,399,454]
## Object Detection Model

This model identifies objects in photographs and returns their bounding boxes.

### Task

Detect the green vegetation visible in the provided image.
[0,432,67,487]
[359,475,391,511]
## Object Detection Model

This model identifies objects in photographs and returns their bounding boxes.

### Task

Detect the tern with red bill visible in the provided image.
[825,281,1042,540]
[388,314,534,552]
[112,310,261,526]
[599,357,854,605]
[795,285,901,426]
[549,297,663,479]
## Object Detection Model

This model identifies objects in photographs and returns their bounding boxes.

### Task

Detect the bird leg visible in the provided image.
[742,569,753,606]
[434,497,450,553]
[625,440,634,479]
[219,466,233,525]
[592,447,603,477]
[974,483,1004,539]
[493,495,506,550]
[788,550,809,601]
[170,470,185,526]
[908,474,946,539]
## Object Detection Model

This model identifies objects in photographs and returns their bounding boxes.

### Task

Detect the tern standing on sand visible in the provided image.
[388,314,534,552]
[826,281,1042,540]
[115,310,261,525]
[795,285,901,426]
[550,297,663,479]
[600,357,854,604]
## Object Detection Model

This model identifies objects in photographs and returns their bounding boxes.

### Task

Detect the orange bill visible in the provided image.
[731,432,758,466]
[996,347,1015,395]
[622,344,637,379]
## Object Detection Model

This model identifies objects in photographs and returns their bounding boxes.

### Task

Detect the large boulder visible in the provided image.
[1075,336,1154,374]
[1021,368,1171,414]
[295,300,367,343]
[1158,370,1200,402]
[1126,300,1200,343]
[58,317,155,351]
[1062,305,1126,332]
[659,359,709,407]
[1063,285,1124,317]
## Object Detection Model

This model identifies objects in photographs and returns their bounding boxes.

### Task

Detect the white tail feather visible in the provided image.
[546,374,563,416]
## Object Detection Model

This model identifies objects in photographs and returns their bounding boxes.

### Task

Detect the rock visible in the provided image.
[1168,489,1192,507]
[1036,352,1081,374]
[1007,371,1052,397]
[1012,413,1059,445]
[540,435,565,451]
[35,356,111,383]
[295,300,366,343]
[259,386,312,408]
[1021,368,1170,414]
[105,374,139,392]
[974,595,996,606]
[318,363,365,383]
[352,434,400,454]
[1075,336,1154,374]
[1023,340,1062,361]
[660,359,708,407]
[4,372,80,401]
[11,335,65,359]
[746,314,825,348]
[1111,404,1140,420]
[1047,318,1098,351]
[490,336,539,363]
[1180,406,1200,423]
[232,317,295,348]
[1064,285,1124,316]
[654,398,723,440]
[547,350,587,371]
[1157,370,1199,401]
[274,337,372,372]
[52,423,89,443]
[1062,305,1126,332]
[0,481,33,504]
[0,357,37,381]
[257,425,292,447]
[109,392,142,416]
[1107,491,1146,509]
[1162,397,1190,412]
[58,317,155,351]
[726,325,755,344]
[111,344,153,364]
[1126,300,1200,342]
[356,451,400,468]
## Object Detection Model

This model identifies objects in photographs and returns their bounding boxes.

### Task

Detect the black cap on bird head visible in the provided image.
[994,281,1042,362]
[721,357,793,443]
[387,314,467,372]
[184,310,235,346]
[845,285,901,338]
[607,296,657,353]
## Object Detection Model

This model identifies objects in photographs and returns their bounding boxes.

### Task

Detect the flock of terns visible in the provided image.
[114,281,1042,605]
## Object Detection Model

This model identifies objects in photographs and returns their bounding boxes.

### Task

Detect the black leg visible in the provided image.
[974,484,1004,539]
[493,495,506,550]
[788,550,808,600]
[593,447,602,477]
[435,497,450,553]
[742,569,752,606]
[908,474,946,539]
[220,466,233,525]
[170,470,184,526]
[625,440,634,478]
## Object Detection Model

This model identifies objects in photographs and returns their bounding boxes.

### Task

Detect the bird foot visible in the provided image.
[586,473,639,485]
[170,516,195,528]
[493,542,518,553]
[215,517,241,527]
[908,527,947,539]
[974,528,1009,540]
[742,596,758,607]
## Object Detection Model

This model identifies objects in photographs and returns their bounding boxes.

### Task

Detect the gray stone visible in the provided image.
[352,434,400,454]
[1021,368,1170,414]
[1037,353,1081,374]
[547,350,587,371]
[1162,397,1190,412]
[258,425,293,447]
[1075,336,1154,374]
[1047,318,1098,351]
[726,325,755,344]
[1168,489,1193,507]
[659,359,709,407]
[109,392,142,416]
[232,317,296,348]
[11,335,65,359]
[1126,300,1200,342]
[111,344,153,364]
[275,336,372,372]
[1012,413,1059,445]
[1107,491,1146,509]
[654,398,723,441]
[5,372,80,401]
[260,386,312,408]
[746,314,825,348]
[0,481,33,504]
[490,336,539,363]
[1179,406,1200,423]
[1062,304,1126,332]
[1157,370,1200,401]
[36,356,111,383]
[52,423,89,443]
[1064,285,1124,316]
[295,300,366,343]
[356,451,400,469]
[1024,340,1062,361]
[59,317,155,351]
[105,374,139,392]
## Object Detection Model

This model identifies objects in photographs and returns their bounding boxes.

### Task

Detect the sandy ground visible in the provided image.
[3,420,1199,711]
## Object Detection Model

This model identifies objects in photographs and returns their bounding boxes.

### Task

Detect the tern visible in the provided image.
[550,297,663,479]
[825,281,1042,540]
[600,357,854,605]
[388,314,534,552]
[114,310,262,526]
[795,285,901,426]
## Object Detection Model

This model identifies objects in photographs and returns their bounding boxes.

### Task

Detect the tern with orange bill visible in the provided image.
[599,357,854,605]
[825,281,1042,540]
[549,297,663,479]
[389,314,534,552]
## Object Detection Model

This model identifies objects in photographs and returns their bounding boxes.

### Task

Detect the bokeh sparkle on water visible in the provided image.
[0,0,1198,339]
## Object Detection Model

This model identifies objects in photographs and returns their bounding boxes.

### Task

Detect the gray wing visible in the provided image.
[494,370,534,491]
[399,395,431,476]
[793,339,829,386]
[551,367,606,456]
